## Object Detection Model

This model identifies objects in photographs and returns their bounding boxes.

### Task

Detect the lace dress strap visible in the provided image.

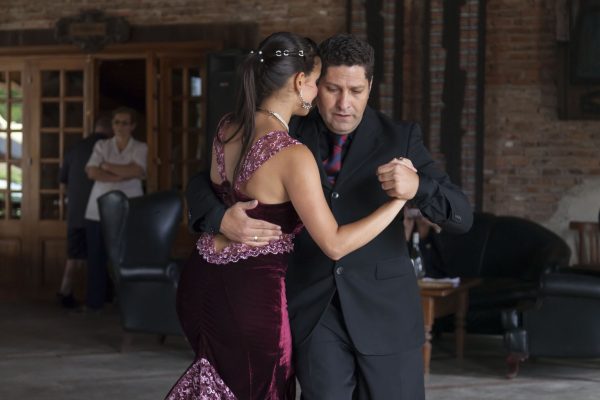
[213,115,233,182]
[234,130,301,192]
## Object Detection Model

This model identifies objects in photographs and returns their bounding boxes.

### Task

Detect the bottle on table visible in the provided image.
[410,231,425,279]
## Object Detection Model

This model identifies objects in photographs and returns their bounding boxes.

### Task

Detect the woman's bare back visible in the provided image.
[210,117,305,205]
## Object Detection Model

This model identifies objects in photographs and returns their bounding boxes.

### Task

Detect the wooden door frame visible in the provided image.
[26,57,91,288]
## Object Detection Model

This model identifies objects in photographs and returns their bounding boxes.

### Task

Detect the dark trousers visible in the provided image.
[295,303,425,400]
[84,219,109,310]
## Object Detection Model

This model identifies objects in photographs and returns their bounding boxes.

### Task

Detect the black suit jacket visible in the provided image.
[186,106,473,355]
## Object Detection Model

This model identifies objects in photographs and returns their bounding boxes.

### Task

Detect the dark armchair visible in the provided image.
[436,212,571,334]
[98,190,183,346]
[503,219,600,377]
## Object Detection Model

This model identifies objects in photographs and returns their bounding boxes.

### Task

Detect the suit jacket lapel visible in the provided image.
[292,112,332,189]
[335,107,383,188]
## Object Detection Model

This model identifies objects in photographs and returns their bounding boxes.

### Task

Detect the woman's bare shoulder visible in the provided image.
[219,122,242,142]
[266,142,317,179]
[270,139,311,161]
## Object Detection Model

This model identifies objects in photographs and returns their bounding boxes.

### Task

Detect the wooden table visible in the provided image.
[419,278,481,374]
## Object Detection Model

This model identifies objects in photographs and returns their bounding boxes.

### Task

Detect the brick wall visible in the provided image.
[5,0,598,227]
[350,0,399,117]
[353,0,600,226]
[352,0,480,205]
[484,0,600,223]
[459,0,479,205]
[0,0,346,43]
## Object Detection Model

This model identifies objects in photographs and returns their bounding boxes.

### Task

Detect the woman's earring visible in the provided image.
[299,90,312,111]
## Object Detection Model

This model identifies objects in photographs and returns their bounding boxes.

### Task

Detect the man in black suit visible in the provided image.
[187,34,472,399]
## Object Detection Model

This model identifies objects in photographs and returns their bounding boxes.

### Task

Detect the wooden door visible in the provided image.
[0,61,26,290]
[158,56,209,192]
[157,55,210,257]
[27,57,91,290]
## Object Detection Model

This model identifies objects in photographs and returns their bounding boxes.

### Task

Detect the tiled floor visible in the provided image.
[1,299,599,399]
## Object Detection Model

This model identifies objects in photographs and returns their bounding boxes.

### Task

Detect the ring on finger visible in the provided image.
[253,235,258,242]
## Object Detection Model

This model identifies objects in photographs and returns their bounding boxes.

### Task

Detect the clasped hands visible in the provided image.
[376,157,419,200]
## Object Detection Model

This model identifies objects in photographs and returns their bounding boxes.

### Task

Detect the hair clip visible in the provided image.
[273,49,305,58]
[250,50,264,62]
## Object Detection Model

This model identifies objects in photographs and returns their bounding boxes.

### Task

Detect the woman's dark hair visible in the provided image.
[226,32,318,182]
[318,34,375,82]
[111,106,138,125]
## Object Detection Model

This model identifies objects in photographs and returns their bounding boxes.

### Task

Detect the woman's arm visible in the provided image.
[282,146,406,260]
[86,166,123,182]
[100,162,144,179]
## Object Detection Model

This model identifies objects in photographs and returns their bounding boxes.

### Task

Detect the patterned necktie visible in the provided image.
[323,134,348,185]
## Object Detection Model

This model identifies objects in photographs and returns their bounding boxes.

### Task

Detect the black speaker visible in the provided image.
[206,50,246,160]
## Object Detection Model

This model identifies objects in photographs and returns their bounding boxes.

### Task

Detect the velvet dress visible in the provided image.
[166,125,303,400]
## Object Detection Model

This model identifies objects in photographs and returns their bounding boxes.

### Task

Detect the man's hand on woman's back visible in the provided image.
[220,200,282,247]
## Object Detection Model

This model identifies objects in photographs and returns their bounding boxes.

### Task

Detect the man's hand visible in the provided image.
[376,158,419,200]
[220,200,282,247]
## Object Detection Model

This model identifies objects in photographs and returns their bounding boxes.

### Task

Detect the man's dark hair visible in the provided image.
[318,34,375,81]
[93,113,113,134]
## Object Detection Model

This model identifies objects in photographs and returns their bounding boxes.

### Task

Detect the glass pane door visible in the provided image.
[159,58,208,193]
[28,57,90,290]
[0,70,24,220]
[0,63,26,288]
[38,68,86,220]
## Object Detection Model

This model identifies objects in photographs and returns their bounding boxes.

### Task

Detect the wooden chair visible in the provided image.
[569,221,600,269]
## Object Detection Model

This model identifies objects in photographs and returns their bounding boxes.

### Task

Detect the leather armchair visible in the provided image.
[436,212,571,334]
[503,268,600,377]
[97,190,183,344]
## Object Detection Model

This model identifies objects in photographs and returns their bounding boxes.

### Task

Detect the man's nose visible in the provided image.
[336,91,350,110]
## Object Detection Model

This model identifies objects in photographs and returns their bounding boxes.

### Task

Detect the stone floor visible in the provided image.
[1,299,599,399]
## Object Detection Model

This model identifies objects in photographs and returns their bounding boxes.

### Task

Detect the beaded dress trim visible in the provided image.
[197,232,296,265]
[197,128,302,265]
[165,358,237,400]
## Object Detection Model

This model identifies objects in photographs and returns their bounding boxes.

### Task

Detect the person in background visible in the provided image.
[83,107,147,311]
[57,114,112,309]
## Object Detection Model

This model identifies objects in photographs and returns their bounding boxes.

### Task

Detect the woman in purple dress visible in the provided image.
[166,32,413,400]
